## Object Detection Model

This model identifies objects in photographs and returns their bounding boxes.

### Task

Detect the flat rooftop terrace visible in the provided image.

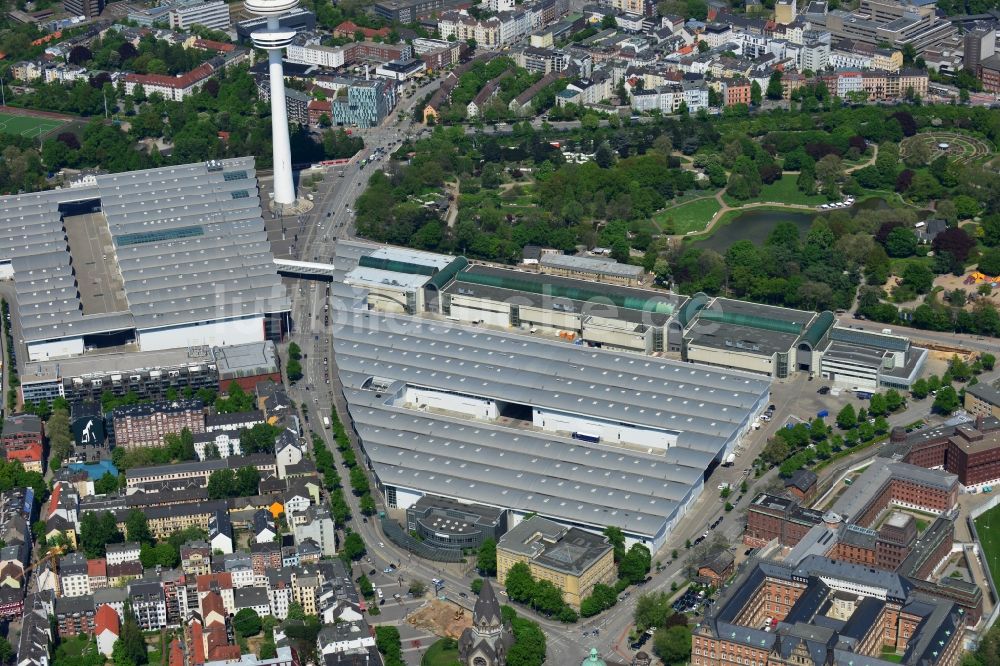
[685,298,815,357]
[64,211,128,316]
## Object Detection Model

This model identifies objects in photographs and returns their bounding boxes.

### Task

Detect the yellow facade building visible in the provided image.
[496,516,617,610]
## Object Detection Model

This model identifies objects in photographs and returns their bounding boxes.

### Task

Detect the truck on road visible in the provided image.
[723,453,736,467]
[323,416,331,428]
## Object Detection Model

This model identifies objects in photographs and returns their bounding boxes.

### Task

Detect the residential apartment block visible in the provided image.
[110,400,205,450]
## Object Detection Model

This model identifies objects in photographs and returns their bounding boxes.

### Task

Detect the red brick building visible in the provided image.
[333,21,391,40]
[697,550,735,588]
[56,596,97,637]
[783,469,817,503]
[887,416,1000,488]
[744,494,824,548]
[308,100,332,127]
[2,414,44,473]
[692,558,966,666]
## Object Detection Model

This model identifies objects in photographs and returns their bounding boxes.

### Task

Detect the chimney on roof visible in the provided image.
[976,415,986,431]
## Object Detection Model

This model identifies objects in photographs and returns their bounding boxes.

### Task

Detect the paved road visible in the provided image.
[836,312,999,354]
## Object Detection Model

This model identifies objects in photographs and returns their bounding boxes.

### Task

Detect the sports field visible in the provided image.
[974,502,1000,591]
[0,112,65,138]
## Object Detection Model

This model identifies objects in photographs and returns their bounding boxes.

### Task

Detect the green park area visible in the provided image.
[654,197,721,235]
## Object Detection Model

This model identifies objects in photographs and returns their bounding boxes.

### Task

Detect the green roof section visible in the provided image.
[800,311,835,348]
[427,257,469,289]
[697,309,804,335]
[455,271,675,314]
[678,292,710,327]
[358,255,437,276]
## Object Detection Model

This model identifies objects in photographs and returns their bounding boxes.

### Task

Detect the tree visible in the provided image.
[580,583,617,617]
[375,627,404,666]
[836,404,857,430]
[904,140,931,168]
[982,353,996,371]
[125,509,153,545]
[341,532,366,561]
[766,71,783,100]
[259,640,278,660]
[47,407,74,466]
[508,615,546,666]
[409,580,427,596]
[287,358,303,382]
[206,469,237,499]
[235,466,260,496]
[69,45,93,65]
[471,579,483,595]
[911,377,929,399]
[902,262,934,294]
[868,393,887,416]
[531,579,566,617]
[619,543,651,585]
[0,637,12,666]
[884,226,918,258]
[233,608,262,638]
[750,81,762,106]
[240,422,281,455]
[948,355,973,382]
[348,467,370,496]
[94,472,119,495]
[595,143,614,168]
[604,526,626,562]
[634,591,671,632]
[979,248,1000,276]
[477,538,497,576]
[885,388,904,412]
[601,13,617,29]
[505,562,536,603]
[653,625,692,665]
[933,227,976,264]
[286,602,306,621]
[932,386,960,414]
[359,494,377,516]
[358,574,374,598]
[80,511,124,558]
[114,606,147,666]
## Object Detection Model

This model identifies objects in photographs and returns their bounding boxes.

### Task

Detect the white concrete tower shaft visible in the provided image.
[247,0,300,207]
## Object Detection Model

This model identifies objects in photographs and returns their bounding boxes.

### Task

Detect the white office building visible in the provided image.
[169,0,231,31]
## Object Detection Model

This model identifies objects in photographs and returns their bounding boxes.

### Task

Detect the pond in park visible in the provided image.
[692,198,892,253]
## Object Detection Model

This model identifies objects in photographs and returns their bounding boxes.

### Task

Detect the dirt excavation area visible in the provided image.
[406,599,472,639]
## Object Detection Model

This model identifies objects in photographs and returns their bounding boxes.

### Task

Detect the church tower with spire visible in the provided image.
[459,579,515,666]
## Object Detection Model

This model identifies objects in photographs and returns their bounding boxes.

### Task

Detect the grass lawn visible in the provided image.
[888,256,934,277]
[421,638,461,666]
[0,112,64,138]
[915,519,929,532]
[722,175,830,207]
[757,175,830,206]
[975,503,1000,592]
[654,197,721,234]
[880,649,903,663]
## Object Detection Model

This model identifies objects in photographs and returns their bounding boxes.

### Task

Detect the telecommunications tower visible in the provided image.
[246,0,299,208]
